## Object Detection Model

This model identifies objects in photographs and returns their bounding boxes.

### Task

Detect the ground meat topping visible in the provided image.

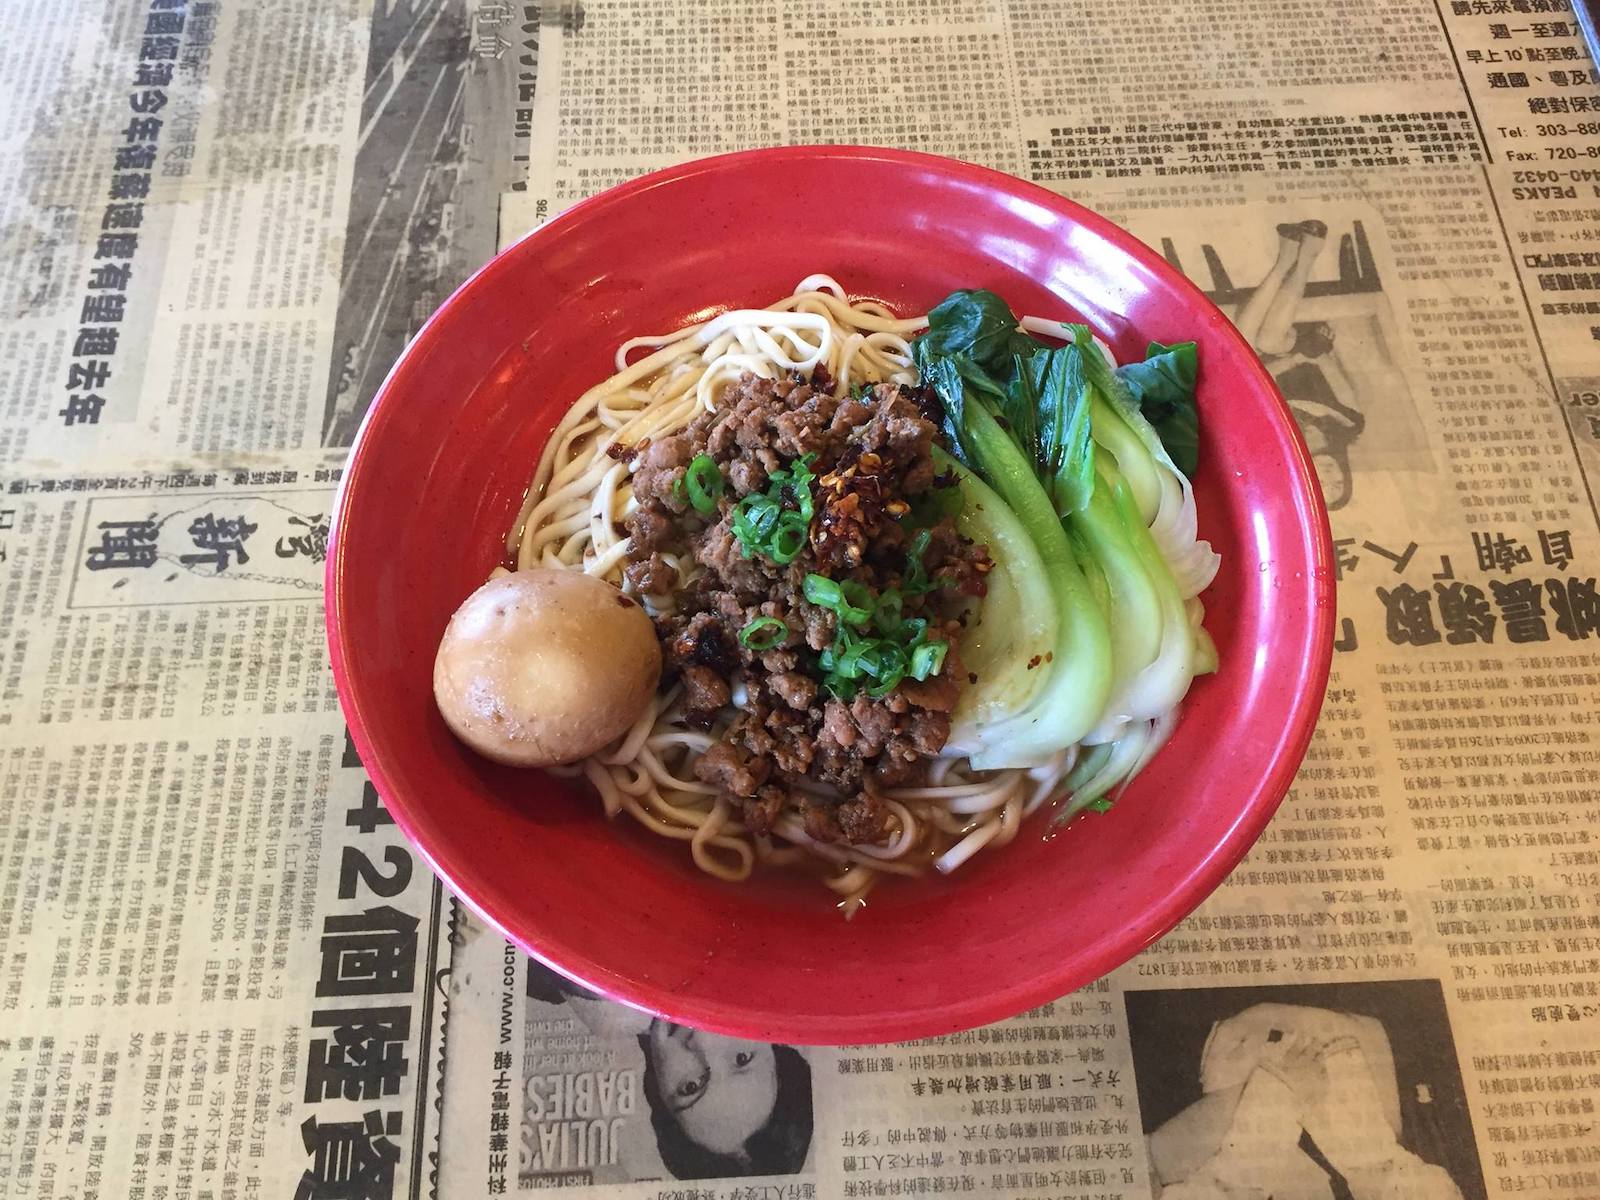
[625,372,990,846]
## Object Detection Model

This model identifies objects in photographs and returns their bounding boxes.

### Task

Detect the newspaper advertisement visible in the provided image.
[2,0,1598,1198]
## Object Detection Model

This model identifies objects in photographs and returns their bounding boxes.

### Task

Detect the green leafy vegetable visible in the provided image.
[914,352,1011,470]
[1115,341,1199,477]
[940,449,1060,741]
[914,289,1037,375]
[923,383,1114,766]
[1002,351,1042,465]
[916,291,1210,776]
[1027,344,1095,518]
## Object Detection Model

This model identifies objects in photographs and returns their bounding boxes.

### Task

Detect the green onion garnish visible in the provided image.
[872,589,904,635]
[838,580,873,625]
[738,616,788,650]
[803,573,841,608]
[804,572,874,627]
[731,453,815,563]
[727,459,955,699]
[902,529,935,595]
[910,640,948,681]
[684,454,724,515]
[769,516,808,564]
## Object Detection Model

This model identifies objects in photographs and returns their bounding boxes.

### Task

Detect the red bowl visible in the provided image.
[327,146,1334,1045]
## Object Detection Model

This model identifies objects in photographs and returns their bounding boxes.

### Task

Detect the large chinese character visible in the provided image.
[1545,577,1599,640]
[108,173,151,201]
[180,514,257,570]
[96,231,140,256]
[1333,617,1359,653]
[276,514,330,562]
[1376,584,1441,646]
[294,1110,401,1200]
[122,116,163,142]
[1333,538,1359,579]
[1488,578,1549,643]
[1433,582,1495,645]
[316,906,419,997]
[66,360,111,391]
[113,142,155,170]
[130,89,168,115]
[102,203,143,231]
[140,36,179,61]
[86,518,160,570]
[1539,528,1574,571]
[88,262,133,290]
[80,294,126,324]
[60,394,107,426]
[1472,531,1532,573]
[135,62,174,87]
[73,327,119,356]
[304,1007,411,1102]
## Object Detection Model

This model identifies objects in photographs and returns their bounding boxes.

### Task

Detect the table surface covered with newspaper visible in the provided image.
[3,1,1599,1198]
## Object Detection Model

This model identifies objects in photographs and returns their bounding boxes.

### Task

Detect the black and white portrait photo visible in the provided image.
[520,958,814,1186]
[1125,980,1486,1200]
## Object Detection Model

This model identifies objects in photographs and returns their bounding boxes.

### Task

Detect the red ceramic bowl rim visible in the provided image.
[326,145,1336,1042]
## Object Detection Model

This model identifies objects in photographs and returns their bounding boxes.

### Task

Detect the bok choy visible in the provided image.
[915,290,1220,816]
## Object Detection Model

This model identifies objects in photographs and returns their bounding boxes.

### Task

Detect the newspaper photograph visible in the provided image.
[2,0,1598,1198]
[1128,982,1487,1199]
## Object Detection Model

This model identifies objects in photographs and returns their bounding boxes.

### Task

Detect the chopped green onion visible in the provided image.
[903,529,935,595]
[732,494,779,557]
[730,453,816,563]
[803,573,841,608]
[684,454,724,515]
[788,454,817,523]
[836,638,871,680]
[867,674,905,699]
[804,571,869,627]
[910,640,948,681]
[865,644,910,697]
[769,516,808,564]
[738,616,788,650]
[838,580,873,625]
[864,642,907,681]
[872,590,904,635]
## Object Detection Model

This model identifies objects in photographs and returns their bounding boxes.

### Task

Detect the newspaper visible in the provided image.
[0,0,457,1195]
[1,0,1597,1198]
